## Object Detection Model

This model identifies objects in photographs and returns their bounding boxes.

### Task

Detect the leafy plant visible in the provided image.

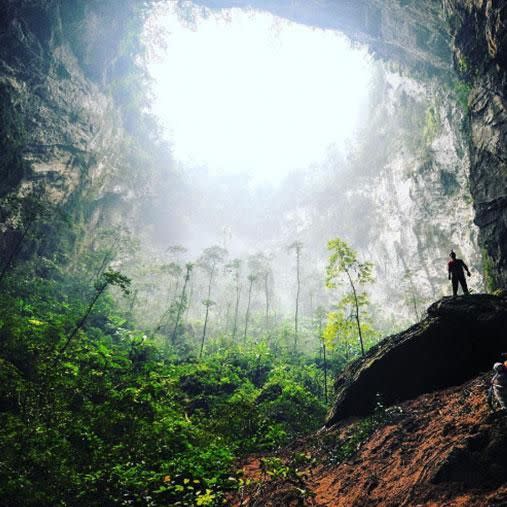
[326,238,375,357]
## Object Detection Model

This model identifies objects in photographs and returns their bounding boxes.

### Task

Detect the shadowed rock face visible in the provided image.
[196,0,452,76]
[326,294,507,426]
[448,1,507,290]
[0,1,123,202]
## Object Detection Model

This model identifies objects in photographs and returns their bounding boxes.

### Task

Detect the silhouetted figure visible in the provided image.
[448,250,471,296]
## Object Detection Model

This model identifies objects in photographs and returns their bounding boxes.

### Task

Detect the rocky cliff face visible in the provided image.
[198,0,453,76]
[0,1,123,206]
[0,0,151,264]
[2,0,506,291]
[444,0,507,290]
[351,70,482,317]
[197,0,507,289]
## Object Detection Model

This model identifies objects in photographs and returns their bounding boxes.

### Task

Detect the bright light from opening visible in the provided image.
[145,3,372,184]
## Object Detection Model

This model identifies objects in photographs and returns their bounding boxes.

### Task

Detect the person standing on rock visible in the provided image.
[448,250,471,296]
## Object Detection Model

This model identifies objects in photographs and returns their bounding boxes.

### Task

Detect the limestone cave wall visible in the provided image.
[1,0,506,291]
[197,0,507,287]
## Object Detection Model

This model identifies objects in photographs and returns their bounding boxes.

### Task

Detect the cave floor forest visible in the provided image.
[1,1,506,506]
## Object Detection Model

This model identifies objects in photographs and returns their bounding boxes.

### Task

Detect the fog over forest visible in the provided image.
[125,2,481,344]
[3,0,502,504]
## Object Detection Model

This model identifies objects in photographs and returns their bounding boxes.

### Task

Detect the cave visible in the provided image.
[2,0,505,303]
[1,1,507,505]
[195,0,507,291]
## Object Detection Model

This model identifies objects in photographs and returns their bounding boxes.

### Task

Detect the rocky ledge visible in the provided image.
[326,294,507,426]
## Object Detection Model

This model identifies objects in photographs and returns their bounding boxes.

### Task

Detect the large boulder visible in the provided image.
[326,294,507,426]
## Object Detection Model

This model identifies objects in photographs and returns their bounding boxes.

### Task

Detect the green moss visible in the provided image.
[0,89,29,195]
[481,248,496,293]
[327,399,402,466]
[440,170,459,195]
[456,54,469,75]
[422,105,440,145]
[452,79,471,113]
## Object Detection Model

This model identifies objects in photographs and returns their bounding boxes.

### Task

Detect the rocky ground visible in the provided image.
[232,375,507,506]
[230,295,507,506]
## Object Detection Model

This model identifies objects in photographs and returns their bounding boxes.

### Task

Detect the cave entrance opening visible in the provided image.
[136,1,482,325]
[143,2,373,187]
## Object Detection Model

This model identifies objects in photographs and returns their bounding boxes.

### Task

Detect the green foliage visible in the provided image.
[323,308,379,360]
[326,238,373,289]
[453,80,471,113]
[0,261,327,505]
[197,246,228,275]
[422,105,440,145]
[456,54,469,75]
[259,453,315,502]
[100,270,131,294]
[326,237,376,357]
[481,248,496,293]
[327,398,402,466]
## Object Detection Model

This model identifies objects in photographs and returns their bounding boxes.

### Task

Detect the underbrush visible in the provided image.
[0,271,327,506]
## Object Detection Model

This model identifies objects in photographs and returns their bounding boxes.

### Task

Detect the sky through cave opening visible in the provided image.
[144,2,373,186]
[138,1,482,322]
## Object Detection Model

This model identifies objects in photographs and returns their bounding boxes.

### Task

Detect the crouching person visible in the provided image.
[490,362,507,411]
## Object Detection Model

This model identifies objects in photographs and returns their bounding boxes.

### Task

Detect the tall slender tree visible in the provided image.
[288,241,303,352]
[315,306,328,403]
[55,271,131,363]
[243,273,256,342]
[247,252,272,332]
[127,288,138,317]
[326,237,373,357]
[154,263,184,335]
[197,246,227,358]
[226,259,242,342]
[170,262,193,346]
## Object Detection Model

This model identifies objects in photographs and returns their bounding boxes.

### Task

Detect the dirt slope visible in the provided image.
[233,374,507,506]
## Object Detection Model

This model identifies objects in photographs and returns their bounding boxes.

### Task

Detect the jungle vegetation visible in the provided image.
[0,3,482,505]
[0,190,384,506]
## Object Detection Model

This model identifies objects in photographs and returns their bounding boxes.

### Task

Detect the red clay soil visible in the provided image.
[232,375,507,506]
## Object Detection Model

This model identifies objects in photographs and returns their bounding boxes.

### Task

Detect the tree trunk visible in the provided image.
[92,235,119,282]
[200,304,210,359]
[224,301,231,334]
[264,272,269,330]
[346,268,365,357]
[243,277,254,342]
[294,246,301,351]
[232,283,241,341]
[171,264,191,346]
[185,278,194,320]
[323,341,328,404]
[128,289,138,316]
[318,317,328,403]
[199,263,216,358]
[55,283,107,362]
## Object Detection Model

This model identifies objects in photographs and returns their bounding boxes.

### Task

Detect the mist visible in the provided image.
[1,0,498,503]
[128,2,481,339]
